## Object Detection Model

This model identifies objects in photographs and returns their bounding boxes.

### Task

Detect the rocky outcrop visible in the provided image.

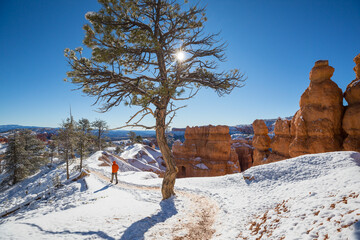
[289,60,344,157]
[231,138,253,171]
[252,120,271,165]
[172,125,240,178]
[343,53,360,152]
[172,56,360,177]
[268,118,291,161]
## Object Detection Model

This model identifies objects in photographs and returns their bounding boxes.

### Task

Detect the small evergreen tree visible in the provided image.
[77,118,93,171]
[4,130,46,184]
[92,119,108,151]
[48,140,57,165]
[57,117,77,179]
[135,135,143,143]
[115,145,124,155]
[128,131,137,144]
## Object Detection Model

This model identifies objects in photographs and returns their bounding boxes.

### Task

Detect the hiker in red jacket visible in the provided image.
[111,161,119,184]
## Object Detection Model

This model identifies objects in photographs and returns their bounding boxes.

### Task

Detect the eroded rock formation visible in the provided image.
[252,119,271,165]
[268,118,291,162]
[231,138,253,171]
[172,125,240,178]
[343,53,360,151]
[289,60,344,157]
[173,56,360,177]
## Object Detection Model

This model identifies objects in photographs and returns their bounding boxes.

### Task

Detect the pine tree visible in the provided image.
[77,118,93,171]
[92,119,108,151]
[5,132,24,184]
[128,131,137,144]
[135,135,143,143]
[48,139,57,165]
[65,0,245,199]
[4,130,46,184]
[115,145,124,155]
[57,117,77,179]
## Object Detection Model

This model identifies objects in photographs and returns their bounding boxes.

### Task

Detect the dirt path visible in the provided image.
[90,170,218,240]
[171,191,218,240]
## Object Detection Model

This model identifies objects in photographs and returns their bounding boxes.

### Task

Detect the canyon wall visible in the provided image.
[172,125,240,178]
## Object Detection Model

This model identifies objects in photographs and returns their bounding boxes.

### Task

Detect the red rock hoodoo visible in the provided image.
[268,118,291,162]
[172,125,240,178]
[343,53,360,152]
[289,60,344,157]
[252,119,271,165]
[172,56,360,177]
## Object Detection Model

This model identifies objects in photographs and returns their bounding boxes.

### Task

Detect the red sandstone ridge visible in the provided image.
[343,53,360,152]
[252,119,271,165]
[172,125,240,178]
[289,60,344,157]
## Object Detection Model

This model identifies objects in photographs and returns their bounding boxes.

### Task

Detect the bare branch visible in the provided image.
[111,124,156,130]
[125,107,155,125]
[171,88,200,101]
[166,104,187,115]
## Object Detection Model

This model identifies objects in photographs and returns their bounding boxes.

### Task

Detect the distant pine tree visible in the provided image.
[48,139,57,165]
[128,131,137,144]
[115,145,124,155]
[77,118,94,171]
[135,135,143,143]
[92,119,108,151]
[57,117,77,179]
[4,130,46,184]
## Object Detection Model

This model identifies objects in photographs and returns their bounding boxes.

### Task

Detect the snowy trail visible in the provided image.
[90,169,219,240]
[2,151,359,239]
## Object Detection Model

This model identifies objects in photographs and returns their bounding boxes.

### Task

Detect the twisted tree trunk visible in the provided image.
[155,107,178,200]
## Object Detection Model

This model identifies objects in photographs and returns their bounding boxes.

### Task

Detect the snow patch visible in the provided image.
[195,163,208,170]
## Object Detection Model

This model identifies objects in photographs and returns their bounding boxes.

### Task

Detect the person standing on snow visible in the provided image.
[111,161,119,184]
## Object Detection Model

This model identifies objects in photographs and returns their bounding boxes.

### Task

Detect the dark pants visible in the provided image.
[111,172,118,183]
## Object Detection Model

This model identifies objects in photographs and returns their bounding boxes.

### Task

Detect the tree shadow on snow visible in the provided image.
[93,183,112,193]
[79,179,88,192]
[352,220,360,240]
[22,223,115,240]
[351,152,360,167]
[120,197,178,240]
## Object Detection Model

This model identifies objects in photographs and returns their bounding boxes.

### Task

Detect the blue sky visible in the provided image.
[1,0,359,129]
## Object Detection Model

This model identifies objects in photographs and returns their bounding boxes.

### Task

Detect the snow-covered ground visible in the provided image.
[120,143,166,173]
[0,151,359,239]
[0,143,7,155]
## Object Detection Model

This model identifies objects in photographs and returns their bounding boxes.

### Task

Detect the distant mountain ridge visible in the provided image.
[0,124,156,140]
[0,125,48,133]
[1,117,293,140]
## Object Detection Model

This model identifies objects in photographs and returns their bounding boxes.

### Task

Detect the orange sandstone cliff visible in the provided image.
[172,125,240,178]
